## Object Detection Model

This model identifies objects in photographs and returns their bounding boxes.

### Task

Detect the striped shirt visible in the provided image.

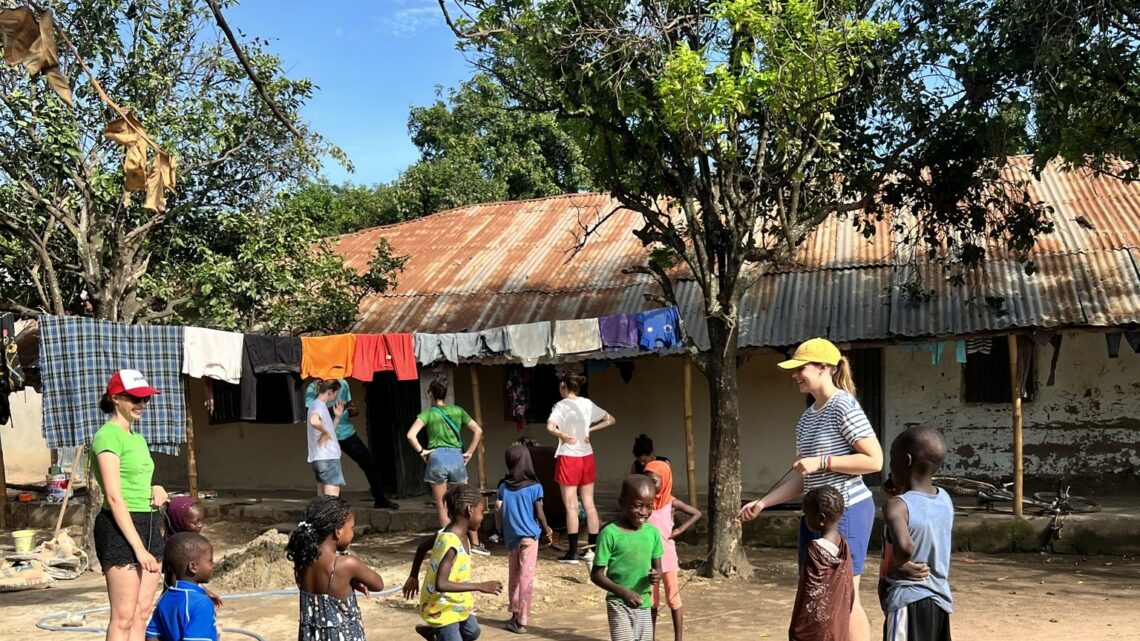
[795,390,876,507]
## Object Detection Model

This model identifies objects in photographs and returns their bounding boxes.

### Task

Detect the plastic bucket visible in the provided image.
[12,529,36,553]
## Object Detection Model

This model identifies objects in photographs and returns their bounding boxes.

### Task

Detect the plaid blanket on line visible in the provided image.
[39,315,186,455]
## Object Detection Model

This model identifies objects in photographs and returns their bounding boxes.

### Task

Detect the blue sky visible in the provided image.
[226,0,473,185]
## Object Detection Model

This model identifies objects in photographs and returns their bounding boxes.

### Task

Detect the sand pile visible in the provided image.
[210,529,295,593]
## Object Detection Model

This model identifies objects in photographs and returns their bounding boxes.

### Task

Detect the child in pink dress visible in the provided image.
[643,460,702,641]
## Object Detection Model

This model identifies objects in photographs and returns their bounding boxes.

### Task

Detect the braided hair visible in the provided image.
[444,484,485,519]
[284,495,351,578]
[803,485,845,523]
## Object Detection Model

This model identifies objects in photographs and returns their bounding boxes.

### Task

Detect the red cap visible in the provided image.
[106,369,161,397]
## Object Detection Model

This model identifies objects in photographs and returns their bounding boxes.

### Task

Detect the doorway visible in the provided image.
[365,372,425,498]
[848,347,885,485]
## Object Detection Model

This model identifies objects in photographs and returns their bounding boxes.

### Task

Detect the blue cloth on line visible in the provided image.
[635,307,682,350]
[39,315,186,455]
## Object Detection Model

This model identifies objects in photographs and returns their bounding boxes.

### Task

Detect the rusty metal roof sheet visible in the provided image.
[337,159,1140,345]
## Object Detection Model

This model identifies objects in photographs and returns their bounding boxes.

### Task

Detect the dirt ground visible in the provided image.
[2,520,1138,641]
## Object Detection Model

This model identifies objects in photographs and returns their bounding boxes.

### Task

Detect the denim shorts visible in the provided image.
[798,495,875,575]
[312,458,346,486]
[424,447,468,485]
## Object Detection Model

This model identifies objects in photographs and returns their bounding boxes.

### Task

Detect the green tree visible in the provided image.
[147,207,406,335]
[282,75,594,235]
[0,0,345,323]
[441,0,1138,576]
[279,180,401,237]
[384,74,594,220]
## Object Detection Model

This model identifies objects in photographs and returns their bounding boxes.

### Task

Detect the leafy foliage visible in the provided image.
[282,74,594,236]
[146,207,406,335]
[0,0,341,323]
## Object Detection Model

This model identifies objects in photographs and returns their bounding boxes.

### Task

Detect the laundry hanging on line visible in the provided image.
[182,326,243,384]
[39,315,186,454]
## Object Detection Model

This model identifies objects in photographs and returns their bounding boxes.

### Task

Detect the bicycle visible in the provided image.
[932,476,1101,551]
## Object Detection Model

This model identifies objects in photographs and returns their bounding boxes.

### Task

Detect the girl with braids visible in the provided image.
[739,338,882,641]
[404,484,502,641]
[286,496,386,641]
[790,486,853,641]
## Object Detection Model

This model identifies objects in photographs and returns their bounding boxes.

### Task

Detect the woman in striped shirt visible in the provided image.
[738,338,883,641]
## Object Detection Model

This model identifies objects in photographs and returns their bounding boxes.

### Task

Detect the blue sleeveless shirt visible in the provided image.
[882,488,954,613]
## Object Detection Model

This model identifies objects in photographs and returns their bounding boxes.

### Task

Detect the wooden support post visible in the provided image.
[185,378,199,500]
[1007,335,1024,519]
[54,445,85,538]
[470,367,487,490]
[683,358,698,507]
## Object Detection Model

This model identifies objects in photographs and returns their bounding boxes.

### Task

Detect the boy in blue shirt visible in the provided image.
[881,426,954,641]
[147,532,217,641]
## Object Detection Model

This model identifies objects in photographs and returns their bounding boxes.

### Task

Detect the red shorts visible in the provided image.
[554,454,596,486]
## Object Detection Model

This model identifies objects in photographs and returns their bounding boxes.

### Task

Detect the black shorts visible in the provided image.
[883,597,951,641]
[93,509,165,571]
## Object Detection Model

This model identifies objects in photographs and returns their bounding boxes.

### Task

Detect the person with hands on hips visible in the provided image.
[737,338,883,641]
[406,377,487,555]
[90,369,169,641]
[547,372,616,564]
[307,380,346,497]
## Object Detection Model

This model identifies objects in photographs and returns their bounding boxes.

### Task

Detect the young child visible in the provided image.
[498,443,554,634]
[165,497,206,540]
[285,496,385,641]
[789,486,853,641]
[407,484,503,641]
[163,496,222,607]
[642,461,701,641]
[881,426,954,641]
[146,532,217,641]
[590,475,664,641]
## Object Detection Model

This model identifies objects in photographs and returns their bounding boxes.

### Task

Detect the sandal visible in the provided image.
[504,619,527,634]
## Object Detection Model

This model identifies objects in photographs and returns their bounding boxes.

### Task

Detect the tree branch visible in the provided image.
[202,0,306,141]
[137,296,190,324]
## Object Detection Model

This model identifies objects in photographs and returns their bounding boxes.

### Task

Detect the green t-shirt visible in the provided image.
[90,422,155,512]
[417,405,471,450]
[593,522,664,608]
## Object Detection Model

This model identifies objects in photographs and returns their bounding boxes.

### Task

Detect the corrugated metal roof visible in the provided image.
[336,159,1140,346]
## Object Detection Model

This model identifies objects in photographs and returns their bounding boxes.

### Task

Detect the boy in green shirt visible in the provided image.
[591,475,664,641]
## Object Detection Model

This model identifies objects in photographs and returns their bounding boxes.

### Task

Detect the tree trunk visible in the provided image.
[700,314,752,577]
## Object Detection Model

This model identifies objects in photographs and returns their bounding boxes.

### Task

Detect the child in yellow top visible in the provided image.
[405,485,502,641]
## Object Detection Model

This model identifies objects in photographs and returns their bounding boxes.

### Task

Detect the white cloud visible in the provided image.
[381,1,443,38]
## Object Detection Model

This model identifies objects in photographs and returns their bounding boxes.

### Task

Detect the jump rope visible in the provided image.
[671,466,797,595]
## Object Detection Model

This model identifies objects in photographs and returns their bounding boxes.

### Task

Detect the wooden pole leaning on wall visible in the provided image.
[470,367,487,490]
[683,358,698,507]
[1007,334,1024,519]
[54,445,85,538]
[185,376,199,500]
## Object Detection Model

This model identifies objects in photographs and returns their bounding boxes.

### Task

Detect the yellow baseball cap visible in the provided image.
[777,338,842,369]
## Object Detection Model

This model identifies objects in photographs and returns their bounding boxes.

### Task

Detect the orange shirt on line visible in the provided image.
[300,334,356,380]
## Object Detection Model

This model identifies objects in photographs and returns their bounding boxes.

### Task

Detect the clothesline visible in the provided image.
[34,306,685,452]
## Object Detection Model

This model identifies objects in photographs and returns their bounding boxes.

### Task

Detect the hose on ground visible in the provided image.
[34,585,401,638]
